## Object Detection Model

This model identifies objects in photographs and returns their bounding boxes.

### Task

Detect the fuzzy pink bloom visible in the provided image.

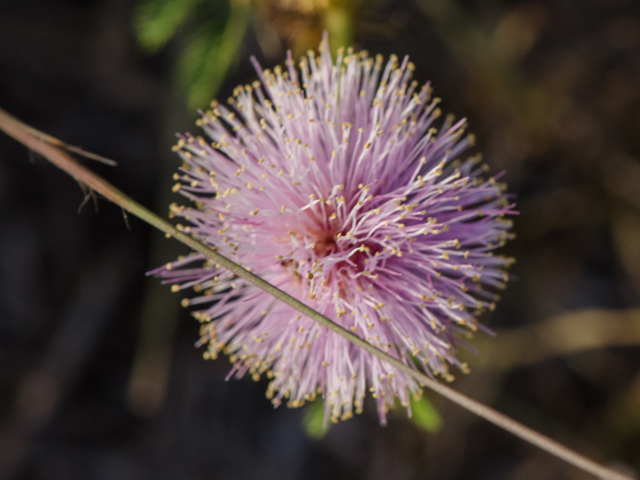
[152,37,515,424]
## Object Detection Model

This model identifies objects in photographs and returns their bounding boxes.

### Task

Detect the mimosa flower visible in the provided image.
[152,35,515,424]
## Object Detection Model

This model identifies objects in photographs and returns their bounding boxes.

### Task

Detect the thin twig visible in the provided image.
[0,107,632,480]
[14,116,117,166]
[64,144,118,167]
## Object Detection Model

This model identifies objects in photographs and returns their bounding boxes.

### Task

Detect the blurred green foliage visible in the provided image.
[302,393,441,440]
[134,0,358,110]
[409,393,442,432]
[135,0,250,109]
[176,3,249,109]
[302,399,331,440]
[135,0,206,53]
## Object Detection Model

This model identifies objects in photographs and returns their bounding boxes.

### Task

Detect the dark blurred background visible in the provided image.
[1,0,640,478]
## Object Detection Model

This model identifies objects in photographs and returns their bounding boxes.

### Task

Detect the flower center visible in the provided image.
[312,234,337,258]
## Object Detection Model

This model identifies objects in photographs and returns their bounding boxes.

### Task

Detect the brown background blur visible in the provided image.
[0,0,639,479]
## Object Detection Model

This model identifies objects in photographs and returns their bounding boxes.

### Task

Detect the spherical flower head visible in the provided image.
[152,36,516,424]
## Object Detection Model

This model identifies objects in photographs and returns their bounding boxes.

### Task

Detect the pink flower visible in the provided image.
[152,36,515,424]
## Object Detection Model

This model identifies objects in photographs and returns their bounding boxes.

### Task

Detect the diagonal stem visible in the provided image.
[0,107,632,480]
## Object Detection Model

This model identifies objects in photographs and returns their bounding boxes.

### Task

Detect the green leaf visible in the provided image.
[177,1,250,109]
[409,394,442,432]
[135,0,206,52]
[302,400,331,440]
